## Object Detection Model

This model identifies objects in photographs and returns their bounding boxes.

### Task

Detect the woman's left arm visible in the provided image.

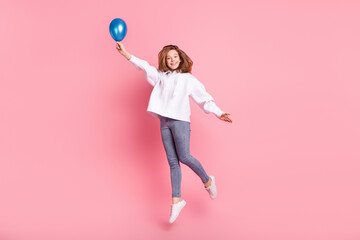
[189,76,232,123]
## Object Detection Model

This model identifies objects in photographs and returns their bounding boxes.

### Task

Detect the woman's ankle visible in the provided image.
[204,178,211,188]
[172,197,182,204]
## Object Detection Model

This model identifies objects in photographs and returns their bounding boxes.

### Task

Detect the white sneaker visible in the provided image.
[169,199,186,223]
[205,176,217,199]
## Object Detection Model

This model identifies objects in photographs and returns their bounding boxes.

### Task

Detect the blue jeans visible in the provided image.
[159,115,210,197]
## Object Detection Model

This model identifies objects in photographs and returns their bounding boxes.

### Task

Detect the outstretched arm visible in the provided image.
[189,76,232,123]
[116,42,131,60]
[116,42,160,86]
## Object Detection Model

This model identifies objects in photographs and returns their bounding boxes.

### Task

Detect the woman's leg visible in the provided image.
[169,119,210,185]
[160,117,182,203]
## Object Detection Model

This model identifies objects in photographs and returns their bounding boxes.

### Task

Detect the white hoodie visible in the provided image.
[128,55,224,122]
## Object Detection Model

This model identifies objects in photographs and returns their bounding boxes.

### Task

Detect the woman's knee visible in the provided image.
[168,157,180,168]
[178,155,193,165]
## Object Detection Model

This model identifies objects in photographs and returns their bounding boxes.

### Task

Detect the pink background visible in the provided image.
[1,0,360,239]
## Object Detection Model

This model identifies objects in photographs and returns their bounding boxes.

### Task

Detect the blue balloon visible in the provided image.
[109,18,127,41]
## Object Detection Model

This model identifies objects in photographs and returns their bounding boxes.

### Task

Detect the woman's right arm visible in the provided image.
[116,42,159,86]
[116,42,131,60]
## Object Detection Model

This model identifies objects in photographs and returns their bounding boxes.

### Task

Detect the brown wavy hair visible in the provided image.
[158,45,193,73]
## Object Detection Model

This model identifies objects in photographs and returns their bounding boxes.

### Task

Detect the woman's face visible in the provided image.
[166,49,181,70]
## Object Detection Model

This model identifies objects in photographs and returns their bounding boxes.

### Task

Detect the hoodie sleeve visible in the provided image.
[128,55,160,87]
[189,75,224,118]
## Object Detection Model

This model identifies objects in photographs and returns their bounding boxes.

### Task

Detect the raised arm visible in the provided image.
[116,42,160,86]
[116,42,131,60]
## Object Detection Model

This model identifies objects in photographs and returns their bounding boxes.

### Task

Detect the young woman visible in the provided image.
[116,42,232,223]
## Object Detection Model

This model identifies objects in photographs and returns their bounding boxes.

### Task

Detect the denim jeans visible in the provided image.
[159,115,210,197]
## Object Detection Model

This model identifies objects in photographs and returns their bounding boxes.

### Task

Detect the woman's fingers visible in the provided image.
[223,116,232,123]
[222,112,232,123]
[116,42,122,50]
[220,116,232,123]
[117,42,124,49]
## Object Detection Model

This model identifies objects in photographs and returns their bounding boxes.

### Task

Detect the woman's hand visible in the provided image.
[220,112,232,123]
[116,42,131,60]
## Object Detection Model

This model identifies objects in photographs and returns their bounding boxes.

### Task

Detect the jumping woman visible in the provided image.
[116,42,232,223]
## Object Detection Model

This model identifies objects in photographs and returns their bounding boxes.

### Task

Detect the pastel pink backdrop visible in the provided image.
[1,0,359,239]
